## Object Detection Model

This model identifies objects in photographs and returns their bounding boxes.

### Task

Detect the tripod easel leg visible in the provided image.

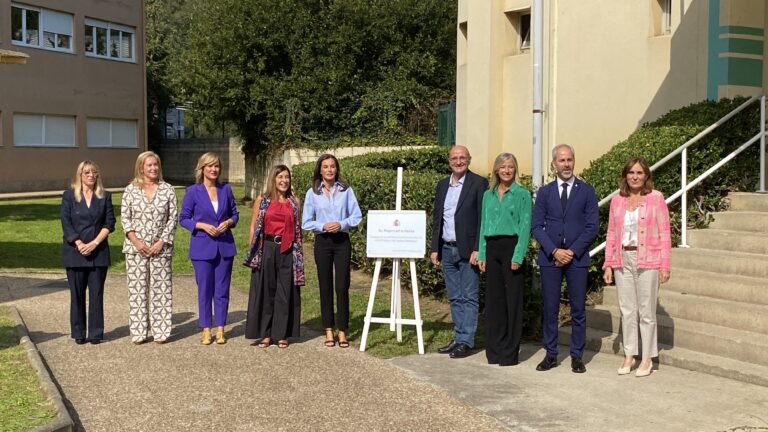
[360,258,383,352]
[410,259,424,354]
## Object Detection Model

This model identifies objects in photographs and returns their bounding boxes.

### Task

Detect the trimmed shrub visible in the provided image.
[581,97,762,289]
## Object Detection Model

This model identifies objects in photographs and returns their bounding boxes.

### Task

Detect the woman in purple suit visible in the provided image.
[179,152,239,345]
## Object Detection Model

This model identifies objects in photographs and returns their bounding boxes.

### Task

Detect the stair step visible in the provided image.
[729,192,768,212]
[670,247,768,279]
[709,211,768,232]
[602,285,768,333]
[559,326,768,387]
[586,304,768,365]
[687,229,768,254]
[663,268,768,306]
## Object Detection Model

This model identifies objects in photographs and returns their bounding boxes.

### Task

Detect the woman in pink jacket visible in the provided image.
[602,157,671,377]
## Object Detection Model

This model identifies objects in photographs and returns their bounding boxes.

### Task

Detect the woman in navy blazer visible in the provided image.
[179,152,239,345]
[60,160,115,345]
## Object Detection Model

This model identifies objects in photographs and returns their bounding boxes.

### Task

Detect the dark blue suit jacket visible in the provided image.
[532,178,599,267]
[431,170,488,260]
[60,190,116,268]
[179,183,239,260]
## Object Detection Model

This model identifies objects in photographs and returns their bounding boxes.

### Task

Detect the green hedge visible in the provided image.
[291,134,436,152]
[581,96,762,288]
[293,147,543,336]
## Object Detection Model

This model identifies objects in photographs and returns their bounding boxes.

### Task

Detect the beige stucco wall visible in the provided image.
[0,0,146,192]
[459,1,714,181]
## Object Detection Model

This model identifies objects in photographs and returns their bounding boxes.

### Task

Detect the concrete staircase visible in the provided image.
[560,192,768,386]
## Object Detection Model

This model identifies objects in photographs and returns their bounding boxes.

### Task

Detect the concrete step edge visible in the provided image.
[559,327,768,387]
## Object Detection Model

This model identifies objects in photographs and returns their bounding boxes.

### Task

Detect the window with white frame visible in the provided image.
[11,4,73,52]
[519,13,531,50]
[13,114,75,147]
[661,0,671,34]
[87,118,137,148]
[84,19,135,62]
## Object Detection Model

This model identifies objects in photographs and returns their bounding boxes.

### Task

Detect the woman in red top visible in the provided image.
[244,165,305,348]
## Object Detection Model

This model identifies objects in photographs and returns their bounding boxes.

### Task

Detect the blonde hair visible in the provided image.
[490,152,519,189]
[194,152,221,184]
[264,165,292,200]
[132,151,163,186]
[71,160,105,202]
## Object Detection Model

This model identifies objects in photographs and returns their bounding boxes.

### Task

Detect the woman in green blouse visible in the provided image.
[477,152,532,366]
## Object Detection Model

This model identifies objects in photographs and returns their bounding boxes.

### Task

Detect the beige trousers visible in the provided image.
[126,254,173,343]
[614,250,659,358]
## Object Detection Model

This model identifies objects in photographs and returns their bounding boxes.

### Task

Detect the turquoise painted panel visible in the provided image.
[725,38,764,56]
[720,26,764,36]
[727,58,763,87]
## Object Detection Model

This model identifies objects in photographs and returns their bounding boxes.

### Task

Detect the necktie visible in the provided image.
[560,183,569,212]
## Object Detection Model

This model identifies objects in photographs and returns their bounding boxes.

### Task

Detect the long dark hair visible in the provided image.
[618,157,654,197]
[311,154,348,194]
[264,165,293,200]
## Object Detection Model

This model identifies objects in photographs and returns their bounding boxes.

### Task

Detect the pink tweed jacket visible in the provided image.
[602,189,672,271]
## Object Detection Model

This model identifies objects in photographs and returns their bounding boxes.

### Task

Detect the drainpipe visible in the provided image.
[532,0,544,191]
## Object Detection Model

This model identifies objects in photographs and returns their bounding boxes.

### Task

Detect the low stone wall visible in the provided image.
[156,138,245,185]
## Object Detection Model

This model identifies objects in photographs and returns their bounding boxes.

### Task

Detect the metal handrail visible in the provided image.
[589,95,766,257]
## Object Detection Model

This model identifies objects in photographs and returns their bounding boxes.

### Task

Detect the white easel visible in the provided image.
[359,168,425,354]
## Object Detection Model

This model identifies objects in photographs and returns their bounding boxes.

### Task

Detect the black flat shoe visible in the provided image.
[90,339,102,345]
[437,341,458,354]
[449,344,472,358]
[75,339,87,345]
[536,355,558,371]
[499,360,519,367]
[571,356,586,373]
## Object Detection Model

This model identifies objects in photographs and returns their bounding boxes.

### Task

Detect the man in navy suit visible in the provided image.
[430,145,489,358]
[532,144,599,373]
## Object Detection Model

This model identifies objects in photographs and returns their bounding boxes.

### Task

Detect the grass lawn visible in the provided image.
[0,185,456,357]
[0,306,56,432]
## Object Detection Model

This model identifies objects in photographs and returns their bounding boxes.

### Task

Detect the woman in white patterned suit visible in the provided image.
[122,151,178,344]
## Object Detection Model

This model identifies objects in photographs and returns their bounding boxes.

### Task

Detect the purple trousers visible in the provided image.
[192,252,233,328]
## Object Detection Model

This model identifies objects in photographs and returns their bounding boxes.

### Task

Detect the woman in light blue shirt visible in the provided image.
[302,154,362,348]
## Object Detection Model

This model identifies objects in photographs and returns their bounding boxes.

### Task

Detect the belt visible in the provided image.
[622,246,637,251]
[444,241,458,247]
[265,234,283,244]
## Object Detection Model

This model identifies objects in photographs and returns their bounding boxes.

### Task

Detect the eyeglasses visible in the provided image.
[449,156,469,163]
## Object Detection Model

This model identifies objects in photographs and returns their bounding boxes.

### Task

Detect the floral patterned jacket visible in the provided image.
[243,194,305,286]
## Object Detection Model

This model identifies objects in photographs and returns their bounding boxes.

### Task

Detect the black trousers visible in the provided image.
[245,240,300,340]
[484,236,524,365]
[314,232,351,330]
[66,266,107,340]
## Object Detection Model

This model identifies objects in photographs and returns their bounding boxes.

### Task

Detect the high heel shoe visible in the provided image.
[201,329,212,346]
[635,361,653,377]
[216,330,226,345]
[617,359,636,375]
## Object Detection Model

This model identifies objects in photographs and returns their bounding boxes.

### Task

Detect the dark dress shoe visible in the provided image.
[449,344,472,358]
[75,339,87,345]
[437,341,458,354]
[536,355,558,371]
[499,360,519,367]
[571,356,586,373]
[90,339,102,345]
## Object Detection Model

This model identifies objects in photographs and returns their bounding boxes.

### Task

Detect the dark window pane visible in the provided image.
[110,29,120,57]
[57,34,71,49]
[12,7,23,41]
[96,27,107,56]
[520,14,531,48]
[26,9,40,46]
[85,26,94,52]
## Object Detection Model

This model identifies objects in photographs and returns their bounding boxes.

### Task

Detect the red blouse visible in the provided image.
[264,200,294,253]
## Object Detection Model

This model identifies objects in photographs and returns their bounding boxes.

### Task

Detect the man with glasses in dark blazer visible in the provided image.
[430,145,488,358]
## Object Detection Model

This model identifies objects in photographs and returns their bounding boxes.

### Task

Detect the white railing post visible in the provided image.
[759,94,766,193]
[679,147,689,247]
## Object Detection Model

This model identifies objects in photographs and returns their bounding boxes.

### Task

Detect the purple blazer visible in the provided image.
[179,183,239,260]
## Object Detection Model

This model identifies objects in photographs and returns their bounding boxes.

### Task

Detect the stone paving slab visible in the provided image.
[0,273,505,432]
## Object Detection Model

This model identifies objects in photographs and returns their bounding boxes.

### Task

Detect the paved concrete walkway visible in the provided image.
[3,272,768,432]
[0,273,504,432]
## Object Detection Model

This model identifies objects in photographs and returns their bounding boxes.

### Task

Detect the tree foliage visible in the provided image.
[166,0,457,154]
